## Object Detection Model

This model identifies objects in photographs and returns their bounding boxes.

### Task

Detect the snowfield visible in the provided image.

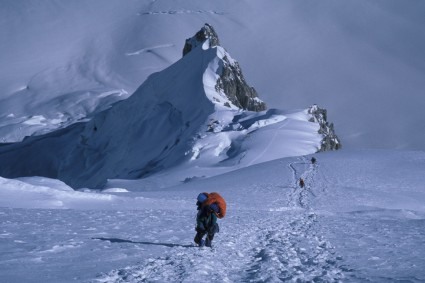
[1,0,424,149]
[1,150,425,282]
[1,1,425,282]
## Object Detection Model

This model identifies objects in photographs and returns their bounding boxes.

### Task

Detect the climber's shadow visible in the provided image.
[92,237,194,248]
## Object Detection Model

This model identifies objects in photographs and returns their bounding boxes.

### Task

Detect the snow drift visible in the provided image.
[0,24,339,189]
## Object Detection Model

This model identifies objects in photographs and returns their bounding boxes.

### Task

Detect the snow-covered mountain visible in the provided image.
[1,3,424,282]
[1,1,424,150]
[0,24,339,189]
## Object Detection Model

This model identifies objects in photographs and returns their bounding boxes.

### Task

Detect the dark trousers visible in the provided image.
[194,230,215,245]
[194,223,219,246]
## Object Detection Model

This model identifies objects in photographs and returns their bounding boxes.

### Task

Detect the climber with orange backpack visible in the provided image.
[194,192,226,248]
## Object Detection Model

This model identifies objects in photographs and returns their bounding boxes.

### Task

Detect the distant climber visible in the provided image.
[299,178,305,188]
[194,192,226,247]
[311,157,316,164]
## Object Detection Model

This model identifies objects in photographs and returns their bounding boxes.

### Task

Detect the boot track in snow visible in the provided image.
[93,156,350,282]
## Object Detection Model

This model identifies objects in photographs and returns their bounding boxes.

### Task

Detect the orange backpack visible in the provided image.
[204,192,227,219]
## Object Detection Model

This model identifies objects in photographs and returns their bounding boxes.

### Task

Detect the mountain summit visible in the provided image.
[183,23,220,56]
[0,24,339,189]
[184,24,266,112]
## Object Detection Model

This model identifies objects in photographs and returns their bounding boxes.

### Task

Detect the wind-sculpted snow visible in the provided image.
[0,24,336,189]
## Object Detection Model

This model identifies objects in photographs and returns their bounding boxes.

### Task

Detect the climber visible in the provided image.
[299,178,305,188]
[194,192,226,248]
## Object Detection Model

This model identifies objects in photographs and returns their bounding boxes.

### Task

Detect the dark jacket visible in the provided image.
[196,205,218,233]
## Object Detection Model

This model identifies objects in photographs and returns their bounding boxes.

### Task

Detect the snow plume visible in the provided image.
[0,24,338,189]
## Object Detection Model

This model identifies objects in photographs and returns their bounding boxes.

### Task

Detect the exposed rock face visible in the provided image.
[215,56,266,111]
[0,24,339,190]
[183,23,220,56]
[183,23,266,112]
[308,104,341,151]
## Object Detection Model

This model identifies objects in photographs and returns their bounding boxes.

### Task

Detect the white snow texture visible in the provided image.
[1,1,425,282]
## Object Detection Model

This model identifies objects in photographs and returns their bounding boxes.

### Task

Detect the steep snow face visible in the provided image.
[57,25,269,189]
[58,44,219,188]
[0,24,337,189]
[0,24,270,189]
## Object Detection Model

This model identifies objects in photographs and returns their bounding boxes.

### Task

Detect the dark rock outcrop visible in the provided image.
[215,56,266,111]
[308,104,341,151]
[183,23,266,112]
[183,23,220,56]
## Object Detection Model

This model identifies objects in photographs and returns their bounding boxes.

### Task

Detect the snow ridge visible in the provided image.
[0,25,339,189]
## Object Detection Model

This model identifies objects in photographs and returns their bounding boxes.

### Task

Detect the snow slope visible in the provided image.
[1,150,424,282]
[0,23,332,190]
[1,2,424,282]
[104,107,325,190]
[1,1,424,149]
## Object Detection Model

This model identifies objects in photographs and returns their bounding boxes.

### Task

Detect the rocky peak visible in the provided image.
[183,23,220,56]
[215,55,266,112]
[308,104,341,151]
[183,23,266,112]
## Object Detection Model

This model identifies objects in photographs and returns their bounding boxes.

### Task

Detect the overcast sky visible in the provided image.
[1,0,424,150]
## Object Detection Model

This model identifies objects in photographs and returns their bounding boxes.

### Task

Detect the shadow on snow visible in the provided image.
[92,237,194,248]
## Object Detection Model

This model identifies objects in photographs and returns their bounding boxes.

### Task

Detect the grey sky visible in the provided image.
[0,0,424,150]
